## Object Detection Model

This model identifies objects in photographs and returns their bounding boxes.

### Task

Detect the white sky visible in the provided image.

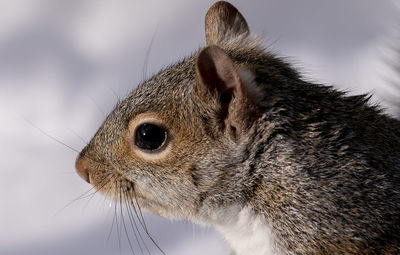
[0,0,399,254]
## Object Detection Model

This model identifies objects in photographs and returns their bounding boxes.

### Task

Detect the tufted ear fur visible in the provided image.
[205,1,250,46]
[196,45,257,138]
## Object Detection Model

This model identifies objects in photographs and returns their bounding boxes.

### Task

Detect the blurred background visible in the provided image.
[0,0,399,254]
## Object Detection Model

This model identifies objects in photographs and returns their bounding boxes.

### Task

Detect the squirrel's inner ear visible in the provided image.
[205,1,250,45]
[196,45,241,96]
[196,45,250,137]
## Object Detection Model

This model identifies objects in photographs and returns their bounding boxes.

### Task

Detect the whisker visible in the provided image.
[81,172,114,203]
[130,191,166,255]
[124,189,150,255]
[55,171,114,216]
[24,117,111,170]
[92,173,115,194]
[102,178,116,210]
[82,174,114,211]
[88,95,106,118]
[107,200,118,241]
[126,195,148,235]
[68,128,89,145]
[116,182,123,255]
[120,186,137,255]
[109,87,121,102]
[54,186,97,216]
[24,118,81,154]
[142,26,158,81]
[133,192,150,233]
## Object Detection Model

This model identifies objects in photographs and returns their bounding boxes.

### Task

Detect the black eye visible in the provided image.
[135,123,167,151]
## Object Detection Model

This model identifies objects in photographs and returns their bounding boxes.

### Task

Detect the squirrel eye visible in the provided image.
[135,123,167,151]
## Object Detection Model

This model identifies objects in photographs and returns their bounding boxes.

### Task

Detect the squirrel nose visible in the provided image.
[75,156,91,184]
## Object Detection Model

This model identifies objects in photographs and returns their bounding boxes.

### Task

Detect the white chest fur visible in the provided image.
[214,206,279,255]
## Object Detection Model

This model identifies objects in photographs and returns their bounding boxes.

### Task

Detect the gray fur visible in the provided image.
[76,1,400,254]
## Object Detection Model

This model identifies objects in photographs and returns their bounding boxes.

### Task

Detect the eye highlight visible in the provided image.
[135,123,167,151]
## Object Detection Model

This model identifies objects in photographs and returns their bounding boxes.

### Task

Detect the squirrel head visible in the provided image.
[75,1,298,220]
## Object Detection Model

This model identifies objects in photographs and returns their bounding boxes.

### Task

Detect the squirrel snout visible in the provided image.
[75,155,91,184]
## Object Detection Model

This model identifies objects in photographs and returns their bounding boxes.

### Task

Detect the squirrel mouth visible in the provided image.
[75,151,162,213]
[75,153,134,200]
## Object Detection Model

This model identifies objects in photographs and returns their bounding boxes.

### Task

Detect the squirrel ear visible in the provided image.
[205,1,250,45]
[196,45,251,137]
[196,45,242,98]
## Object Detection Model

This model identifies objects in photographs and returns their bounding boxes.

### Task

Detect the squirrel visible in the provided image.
[75,1,400,254]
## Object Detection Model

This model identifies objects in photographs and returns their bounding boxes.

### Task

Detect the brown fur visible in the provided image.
[76,1,400,254]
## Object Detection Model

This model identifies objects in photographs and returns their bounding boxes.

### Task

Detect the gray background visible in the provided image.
[1,0,399,254]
